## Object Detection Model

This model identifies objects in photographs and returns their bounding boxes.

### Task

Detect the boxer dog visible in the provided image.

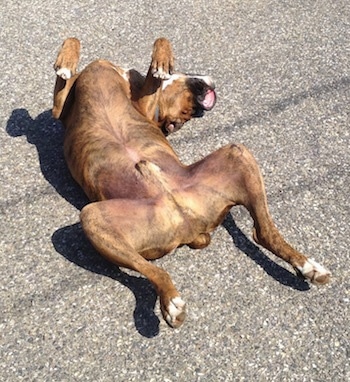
[53,38,330,328]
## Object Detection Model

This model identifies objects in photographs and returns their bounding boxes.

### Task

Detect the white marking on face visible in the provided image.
[162,73,184,90]
[162,73,215,90]
[193,75,215,88]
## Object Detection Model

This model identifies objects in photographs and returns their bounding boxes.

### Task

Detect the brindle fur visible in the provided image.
[53,38,330,328]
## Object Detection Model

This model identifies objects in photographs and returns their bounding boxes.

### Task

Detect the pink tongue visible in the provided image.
[202,89,216,110]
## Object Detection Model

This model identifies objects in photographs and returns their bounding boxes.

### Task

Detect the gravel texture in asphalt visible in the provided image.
[1,0,349,381]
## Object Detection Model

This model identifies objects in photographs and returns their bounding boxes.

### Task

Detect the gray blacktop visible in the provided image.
[1,0,349,381]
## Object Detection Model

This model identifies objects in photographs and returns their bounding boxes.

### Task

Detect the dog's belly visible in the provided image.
[97,165,154,200]
[79,143,181,201]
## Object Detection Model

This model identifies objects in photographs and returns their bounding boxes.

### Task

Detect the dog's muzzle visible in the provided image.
[187,77,217,112]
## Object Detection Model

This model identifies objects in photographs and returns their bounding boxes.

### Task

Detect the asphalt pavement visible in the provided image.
[1,0,349,381]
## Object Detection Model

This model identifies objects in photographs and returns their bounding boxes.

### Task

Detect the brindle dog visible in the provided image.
[53,38,330,328]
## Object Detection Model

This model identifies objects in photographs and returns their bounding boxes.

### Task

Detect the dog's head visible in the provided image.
[158,74,216,135]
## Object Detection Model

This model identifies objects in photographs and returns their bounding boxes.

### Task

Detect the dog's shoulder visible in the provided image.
[90,62,146,103]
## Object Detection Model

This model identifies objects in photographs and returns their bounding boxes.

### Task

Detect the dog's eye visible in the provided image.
[182,110,189,115]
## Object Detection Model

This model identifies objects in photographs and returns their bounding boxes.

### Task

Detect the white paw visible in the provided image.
[296,258,331,285]
[56,67,72,80]
[152,67,171,80]
[165,297,186,328]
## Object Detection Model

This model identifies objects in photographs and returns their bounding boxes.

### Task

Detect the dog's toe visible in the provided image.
[56,67,72,80]
[163,296,186,328]
[296,258,331,285]
[152,67,171,80]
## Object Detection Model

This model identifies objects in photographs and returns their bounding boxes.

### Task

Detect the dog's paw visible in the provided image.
[152,67,171,80]
[56,67,72,80]
[296,258,331,285]
[54,38,80,80]
[162,296,186,329]
[151,38,174,80]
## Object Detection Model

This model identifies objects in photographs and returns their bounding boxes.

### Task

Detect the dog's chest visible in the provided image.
[125,145,141,163]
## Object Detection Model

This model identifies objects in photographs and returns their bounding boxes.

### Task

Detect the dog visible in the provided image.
[53,38,330,328]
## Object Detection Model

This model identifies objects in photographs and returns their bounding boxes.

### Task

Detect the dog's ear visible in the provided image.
[186,77,216,111]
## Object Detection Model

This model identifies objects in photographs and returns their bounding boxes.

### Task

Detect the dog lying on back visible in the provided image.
[53,38,330,328]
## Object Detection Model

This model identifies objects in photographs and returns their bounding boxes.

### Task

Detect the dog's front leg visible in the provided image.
[133,38,174,121]
[53,38,81,120]
[80,199,186,328]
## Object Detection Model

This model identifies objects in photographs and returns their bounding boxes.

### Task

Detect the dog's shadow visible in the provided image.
[6,108,309,336]
[222,214,309,290]
[6,108,88,210]
[6,108,160,337]
[52,221,160,337]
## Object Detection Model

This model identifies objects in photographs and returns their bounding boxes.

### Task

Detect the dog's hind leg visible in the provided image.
[227,145,331,285]
[196,144,331,285]
[80,199,186,328]
[53,38,81,119]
